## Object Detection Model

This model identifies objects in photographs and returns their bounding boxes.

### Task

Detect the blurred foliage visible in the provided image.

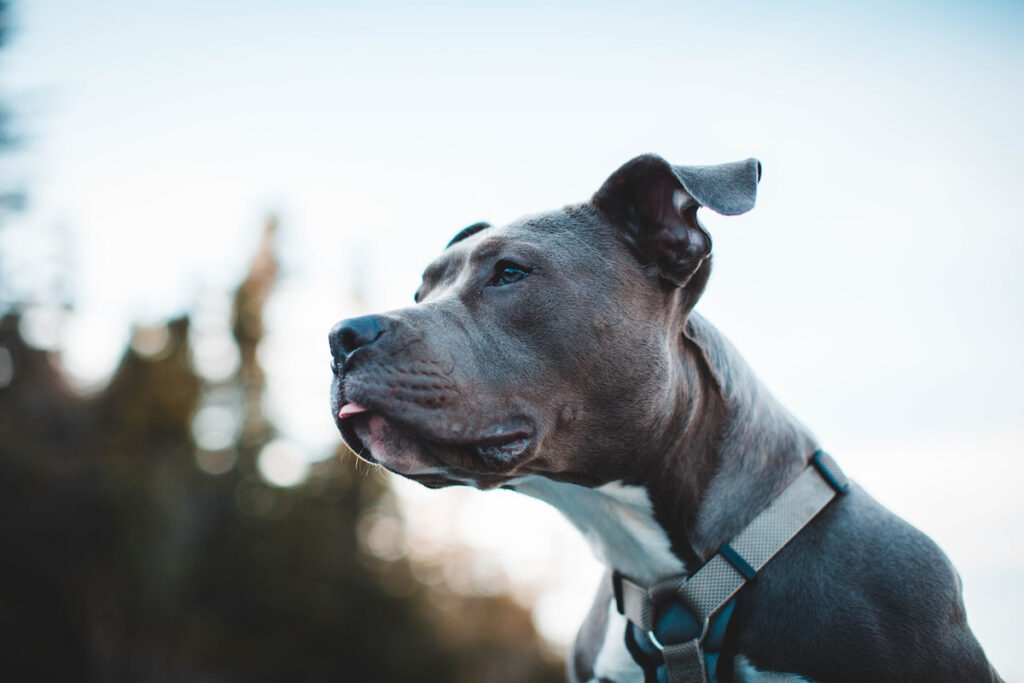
[0,3,561,679]
[0,3,562,677]
[0,216,563,681]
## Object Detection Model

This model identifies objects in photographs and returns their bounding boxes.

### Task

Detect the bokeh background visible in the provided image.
[0,0,1021,680]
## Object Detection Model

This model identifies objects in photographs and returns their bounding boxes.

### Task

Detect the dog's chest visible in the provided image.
[510,476,817,683]
[508,476,685,585]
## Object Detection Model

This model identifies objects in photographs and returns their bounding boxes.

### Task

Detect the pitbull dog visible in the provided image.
[329,155,1002,682]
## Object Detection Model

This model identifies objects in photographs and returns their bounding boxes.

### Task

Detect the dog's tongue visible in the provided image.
[338,402,369,419]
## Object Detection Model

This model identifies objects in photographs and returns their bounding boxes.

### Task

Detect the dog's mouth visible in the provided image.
[337,403,376,462]
[335,401,536,487]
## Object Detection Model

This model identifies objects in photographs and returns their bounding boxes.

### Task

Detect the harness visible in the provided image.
[613,450,849,683]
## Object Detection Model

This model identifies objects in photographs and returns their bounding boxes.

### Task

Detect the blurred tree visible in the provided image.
[0,0,25,214]
[0,215,563,682]
[0,3,562,674]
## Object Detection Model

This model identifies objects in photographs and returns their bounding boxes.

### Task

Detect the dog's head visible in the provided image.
[329,154,760,489]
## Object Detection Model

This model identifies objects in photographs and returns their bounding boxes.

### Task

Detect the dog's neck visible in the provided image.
[513,312,818,585]
[664,313,819,563]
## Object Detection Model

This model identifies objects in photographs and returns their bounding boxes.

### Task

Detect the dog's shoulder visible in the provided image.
[729,484,1001,682]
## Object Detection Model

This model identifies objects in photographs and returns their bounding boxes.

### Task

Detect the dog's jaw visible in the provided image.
[339,407,541,489]
[353,414,449,478]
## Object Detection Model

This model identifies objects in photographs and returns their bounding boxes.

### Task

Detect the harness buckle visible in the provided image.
[645,614,710,654]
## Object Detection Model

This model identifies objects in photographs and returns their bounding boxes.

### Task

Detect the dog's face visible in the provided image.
[330,155,760,490]
[331,208,683,489]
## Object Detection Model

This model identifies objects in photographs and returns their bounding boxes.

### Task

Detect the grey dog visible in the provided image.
[329,154,1002,682]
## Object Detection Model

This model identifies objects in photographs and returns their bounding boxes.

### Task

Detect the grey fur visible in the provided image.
[329,154,1003,682]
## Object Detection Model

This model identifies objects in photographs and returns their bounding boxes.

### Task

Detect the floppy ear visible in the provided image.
[592,154,761,287]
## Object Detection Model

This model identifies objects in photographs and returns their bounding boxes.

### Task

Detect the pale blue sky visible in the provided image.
[1,0,1022,672]
[5,0,1020,438]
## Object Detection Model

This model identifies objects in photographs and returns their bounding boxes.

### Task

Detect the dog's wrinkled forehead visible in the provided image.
[418,213,594,299]
[416,221,506,300]
[443,212,582,252]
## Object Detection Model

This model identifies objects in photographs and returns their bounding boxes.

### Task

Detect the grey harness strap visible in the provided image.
[614,450,849,683]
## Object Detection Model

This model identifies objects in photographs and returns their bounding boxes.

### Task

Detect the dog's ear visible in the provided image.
[593,154,761,287]
[447,221,491,249]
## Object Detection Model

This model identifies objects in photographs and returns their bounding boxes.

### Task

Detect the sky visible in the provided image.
[0,0,1022,674]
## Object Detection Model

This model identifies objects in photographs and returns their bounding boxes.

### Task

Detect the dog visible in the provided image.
[329,154,1003,682]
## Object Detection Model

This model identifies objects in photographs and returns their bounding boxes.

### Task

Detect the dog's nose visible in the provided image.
[329,315,385,361]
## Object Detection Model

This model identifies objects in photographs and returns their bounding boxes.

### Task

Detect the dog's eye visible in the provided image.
[489,261,531,287]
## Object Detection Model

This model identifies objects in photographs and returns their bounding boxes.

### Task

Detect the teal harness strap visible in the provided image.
[615,450,849,683]
[621,591,736,683]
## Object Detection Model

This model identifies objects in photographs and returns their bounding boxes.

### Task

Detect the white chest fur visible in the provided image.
[509,476,686,585]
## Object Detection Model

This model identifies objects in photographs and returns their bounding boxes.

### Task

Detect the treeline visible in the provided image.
[0,219,563,682]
